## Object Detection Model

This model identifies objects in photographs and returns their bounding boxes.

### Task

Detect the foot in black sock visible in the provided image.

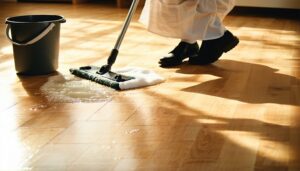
[189,30,239,65]
[159,41,199,67]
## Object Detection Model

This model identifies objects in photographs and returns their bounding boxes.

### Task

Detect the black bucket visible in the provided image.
[5,15,66,75]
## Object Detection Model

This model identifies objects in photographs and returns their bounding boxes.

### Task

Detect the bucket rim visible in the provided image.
[5,15,66,24]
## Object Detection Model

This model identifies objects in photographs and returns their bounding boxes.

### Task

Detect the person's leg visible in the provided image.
[189,0,239,65]
[159,0,238,67]
[157,0,200,67]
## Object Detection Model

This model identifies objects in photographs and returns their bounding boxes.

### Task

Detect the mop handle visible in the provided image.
[100,0,140,74]
[114,0,140,50]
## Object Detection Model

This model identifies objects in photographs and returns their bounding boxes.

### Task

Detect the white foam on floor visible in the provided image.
[40,74,115,103]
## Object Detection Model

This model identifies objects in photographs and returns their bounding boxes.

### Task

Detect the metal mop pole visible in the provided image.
[100,0,140,74]
[114,0,140,50]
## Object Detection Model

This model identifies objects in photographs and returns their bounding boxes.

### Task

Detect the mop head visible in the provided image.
[70,66,164,90]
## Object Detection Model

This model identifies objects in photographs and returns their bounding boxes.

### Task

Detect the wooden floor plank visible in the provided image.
[1,2,299,171]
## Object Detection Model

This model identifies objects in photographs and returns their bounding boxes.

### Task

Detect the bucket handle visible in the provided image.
[6,23,56,46]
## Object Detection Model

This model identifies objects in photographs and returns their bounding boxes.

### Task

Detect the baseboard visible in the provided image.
[236,0,300,9]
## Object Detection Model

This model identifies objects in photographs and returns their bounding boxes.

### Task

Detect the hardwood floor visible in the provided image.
[1,2,300,171]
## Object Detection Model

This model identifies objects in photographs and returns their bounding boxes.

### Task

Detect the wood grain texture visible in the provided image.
[0,2,299,171]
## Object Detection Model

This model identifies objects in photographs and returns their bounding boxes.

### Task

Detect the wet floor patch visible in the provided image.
[40,74,115,103]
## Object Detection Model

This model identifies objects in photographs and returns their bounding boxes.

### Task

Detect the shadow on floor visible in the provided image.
[174,60,299,105]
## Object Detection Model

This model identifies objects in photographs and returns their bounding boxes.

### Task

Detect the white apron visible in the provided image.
[139,0,235,40]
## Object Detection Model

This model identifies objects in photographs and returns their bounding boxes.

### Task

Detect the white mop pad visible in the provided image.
[115,67,165,90]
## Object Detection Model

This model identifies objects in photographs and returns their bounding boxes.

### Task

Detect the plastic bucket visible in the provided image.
[5,15,66,75]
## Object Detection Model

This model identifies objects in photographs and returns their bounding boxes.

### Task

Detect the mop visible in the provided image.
[70,0,164,90]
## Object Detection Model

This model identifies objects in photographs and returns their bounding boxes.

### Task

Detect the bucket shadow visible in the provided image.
[176,60,299,105]
[17,71,62,98]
